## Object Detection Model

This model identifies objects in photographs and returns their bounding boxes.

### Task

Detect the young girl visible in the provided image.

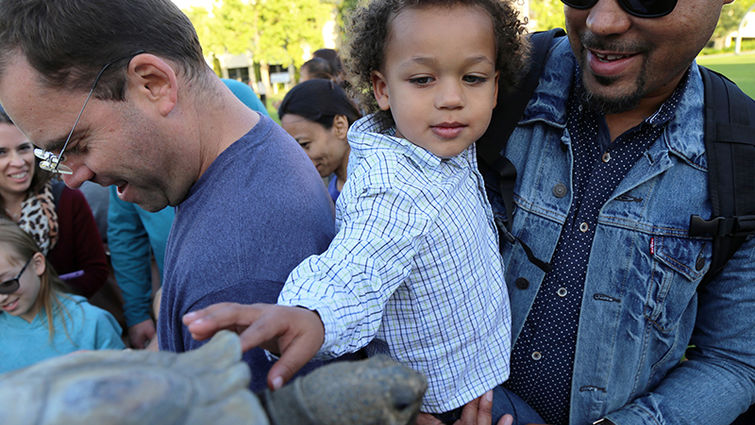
[185,1,542,424]
[0,220,125,374]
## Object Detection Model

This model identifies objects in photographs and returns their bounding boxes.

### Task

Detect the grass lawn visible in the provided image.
[696,52,755,98]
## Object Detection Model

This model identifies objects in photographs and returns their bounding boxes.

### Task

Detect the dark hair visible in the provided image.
[313,48,343,76]
[344,0,529,130]
[0,0,207,101]
[278,79,362,129]
[301,57,335,81]
[0,104,52,217]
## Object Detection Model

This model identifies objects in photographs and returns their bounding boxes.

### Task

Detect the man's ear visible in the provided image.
[371,70,391,111]
[332,114,349,139]
[126,53,178,116]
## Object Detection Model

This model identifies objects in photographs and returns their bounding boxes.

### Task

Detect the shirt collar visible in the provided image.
[572,67,689,130]
[348,114,476,171]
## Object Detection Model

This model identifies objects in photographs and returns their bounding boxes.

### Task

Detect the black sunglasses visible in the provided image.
[0,257,33,295]
[561,0,678,18]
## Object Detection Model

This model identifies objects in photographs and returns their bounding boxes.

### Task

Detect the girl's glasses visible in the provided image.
[33,50,145,175]
[561,0,678,18]
[0,257,32,295]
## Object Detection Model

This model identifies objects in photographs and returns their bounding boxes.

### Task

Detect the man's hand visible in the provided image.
[128,319,156,349]
[413,391,514,425]
[182,302,324,390]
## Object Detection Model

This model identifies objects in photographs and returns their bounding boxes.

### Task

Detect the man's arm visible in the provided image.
[605,237,755,425]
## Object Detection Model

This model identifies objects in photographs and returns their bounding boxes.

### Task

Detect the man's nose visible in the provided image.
[586,0,632,36]
[60,162,94,189]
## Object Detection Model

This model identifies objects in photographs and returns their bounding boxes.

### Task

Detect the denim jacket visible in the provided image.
[486,37,755,425]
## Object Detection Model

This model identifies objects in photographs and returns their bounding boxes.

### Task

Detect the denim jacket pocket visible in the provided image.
[645,235,712,333]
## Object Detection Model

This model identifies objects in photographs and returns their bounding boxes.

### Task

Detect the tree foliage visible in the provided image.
[182,0,334,68]
[713,0,755,41]
[521,0,755,39]
[527,0,565,31]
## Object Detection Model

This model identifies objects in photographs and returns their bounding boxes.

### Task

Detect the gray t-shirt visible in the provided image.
[159,115,335,392]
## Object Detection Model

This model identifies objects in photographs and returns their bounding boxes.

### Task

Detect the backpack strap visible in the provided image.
[477,28,565,273]
[688,66,755,284]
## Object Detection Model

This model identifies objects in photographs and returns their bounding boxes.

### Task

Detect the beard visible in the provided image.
[577,33,649,115]
[580,70,647,115]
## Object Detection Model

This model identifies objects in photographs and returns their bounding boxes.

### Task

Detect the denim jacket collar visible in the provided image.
[523,37,707,171]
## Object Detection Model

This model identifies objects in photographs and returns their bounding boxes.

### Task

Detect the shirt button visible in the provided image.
[579,222,589,232]
[696,253,705,271]
[515,277,530,290]
[532,351,542,361]
[602,152,611,163]
[557,287,568,297]
[552,183,567,198]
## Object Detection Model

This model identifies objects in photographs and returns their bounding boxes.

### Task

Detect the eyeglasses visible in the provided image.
[561,0,678,18]
[0,257,32,295]
[33,51,145,175]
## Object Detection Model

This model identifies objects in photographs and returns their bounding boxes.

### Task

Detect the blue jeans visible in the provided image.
[433,385,544,425]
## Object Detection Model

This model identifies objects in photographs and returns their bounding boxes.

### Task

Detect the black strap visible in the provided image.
[51,179,66,208]
[478,29,565,274]
[689,67,755,284]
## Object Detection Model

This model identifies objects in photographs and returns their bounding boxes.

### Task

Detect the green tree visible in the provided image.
[528,0,565,31]
[713,0,755,41]
[182,0,334,79]
[253,0,332,68]
[333,0,359,45]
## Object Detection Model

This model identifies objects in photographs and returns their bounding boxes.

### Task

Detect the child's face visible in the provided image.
[0,250,44,323]
[371,4,499,158]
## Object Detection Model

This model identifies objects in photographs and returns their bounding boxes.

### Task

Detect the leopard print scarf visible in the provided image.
[17,181,59,254]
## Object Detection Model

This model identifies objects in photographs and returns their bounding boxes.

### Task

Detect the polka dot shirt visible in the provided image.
[503,70,689,425]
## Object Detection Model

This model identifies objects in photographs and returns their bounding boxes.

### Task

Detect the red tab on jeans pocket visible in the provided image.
[650,236,655,255]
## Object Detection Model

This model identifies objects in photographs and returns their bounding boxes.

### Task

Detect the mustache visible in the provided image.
[580,32,648,53]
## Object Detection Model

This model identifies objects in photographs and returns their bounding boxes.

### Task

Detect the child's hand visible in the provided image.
[182,302,324,390]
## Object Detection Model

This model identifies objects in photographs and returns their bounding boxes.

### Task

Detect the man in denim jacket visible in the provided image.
[481,0,755,424]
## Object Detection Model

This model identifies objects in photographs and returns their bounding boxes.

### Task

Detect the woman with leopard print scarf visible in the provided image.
[1,106,108,298]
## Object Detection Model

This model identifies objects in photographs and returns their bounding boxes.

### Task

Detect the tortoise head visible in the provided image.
[265,355,427,425]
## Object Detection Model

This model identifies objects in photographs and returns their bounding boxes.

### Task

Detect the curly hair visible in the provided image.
[344,0,529,131]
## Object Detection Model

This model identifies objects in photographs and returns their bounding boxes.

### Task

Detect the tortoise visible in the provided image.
[0,331,427,425]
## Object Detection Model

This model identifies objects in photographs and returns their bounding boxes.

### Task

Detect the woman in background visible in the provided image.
[278,79,361,202]
[0,105,108,298]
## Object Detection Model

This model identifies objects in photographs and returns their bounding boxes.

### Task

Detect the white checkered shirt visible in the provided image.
[279,115,511,412]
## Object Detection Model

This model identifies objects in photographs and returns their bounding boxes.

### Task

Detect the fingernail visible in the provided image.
[184,312,197,320]
[272,376,283,390]
[485,391,493,402]
[502,415,513,425]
